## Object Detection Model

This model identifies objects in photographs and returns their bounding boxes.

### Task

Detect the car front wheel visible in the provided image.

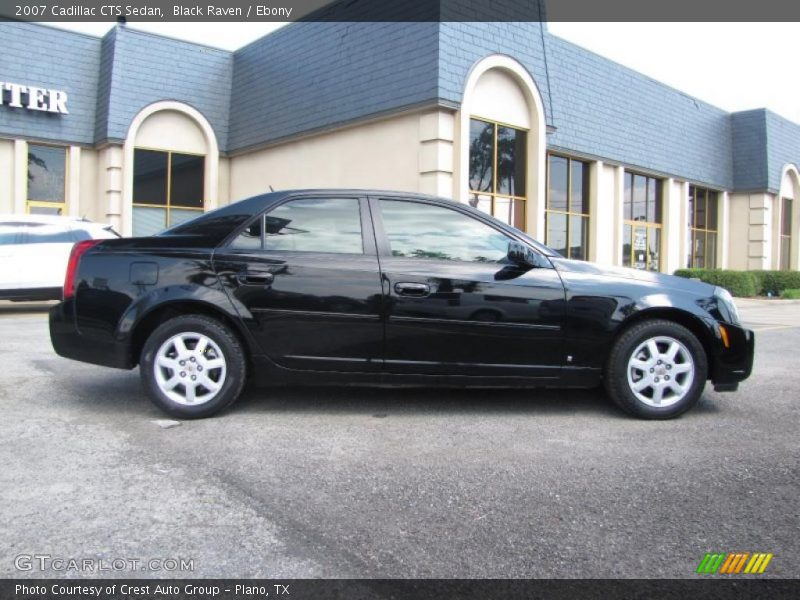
[140,315,246,419]
[604,319,708,419]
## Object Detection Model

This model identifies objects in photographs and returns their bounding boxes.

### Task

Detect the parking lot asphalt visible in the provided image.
[0,300,797,579]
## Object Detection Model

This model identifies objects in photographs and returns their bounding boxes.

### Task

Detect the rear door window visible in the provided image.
[231,198,364,254]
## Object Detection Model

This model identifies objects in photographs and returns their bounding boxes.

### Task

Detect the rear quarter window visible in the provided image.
[26,225,75,244]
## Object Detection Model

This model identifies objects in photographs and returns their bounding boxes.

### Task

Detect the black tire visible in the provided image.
[140,315,246,419]
[604,319,708,419]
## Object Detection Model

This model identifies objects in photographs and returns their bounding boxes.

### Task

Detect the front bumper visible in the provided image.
[50,301,133,369]
[710,322,754,391]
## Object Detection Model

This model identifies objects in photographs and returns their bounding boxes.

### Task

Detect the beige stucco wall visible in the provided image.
[97,144,124,232]
[0,98,788,274]
[135,110,208,155]
[771,190,783,269]
[728,193,750,270]
[218,156,231,206]
[77,147,102,222]
[0,139,14,213]
[727,192,774,270]
[228,111,424,202]
[717,191,730,269]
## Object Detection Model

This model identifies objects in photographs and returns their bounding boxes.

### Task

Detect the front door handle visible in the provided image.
[237,270,274,286]
[394,282,430,297]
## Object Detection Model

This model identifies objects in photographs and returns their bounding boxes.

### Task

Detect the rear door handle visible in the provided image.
[237,270,274,286]
[394,282,430,297]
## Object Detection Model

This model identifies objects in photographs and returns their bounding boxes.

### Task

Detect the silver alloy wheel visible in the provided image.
[626,335,695,408]
[153,332,227,406]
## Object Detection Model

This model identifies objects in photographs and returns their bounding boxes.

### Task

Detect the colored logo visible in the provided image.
[696,552,774,574]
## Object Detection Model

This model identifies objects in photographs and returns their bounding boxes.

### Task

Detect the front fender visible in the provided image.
[561,278,718,370]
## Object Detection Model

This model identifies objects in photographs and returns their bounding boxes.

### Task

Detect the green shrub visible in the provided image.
[672,269,758,297]
[674,269,800,297]
[749,271,800,296]
[673,268,706,281]
[781,288,800,299]
[748,270,766,296]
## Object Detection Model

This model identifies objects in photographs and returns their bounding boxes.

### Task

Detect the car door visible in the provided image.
[371,196,566,379]
[213,194,384,372]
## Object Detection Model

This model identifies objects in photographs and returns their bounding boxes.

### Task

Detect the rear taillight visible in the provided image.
[63,239,102,300]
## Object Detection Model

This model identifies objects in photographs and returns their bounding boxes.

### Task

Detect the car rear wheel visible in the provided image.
[604,319,708,419]
[140,315,246,419]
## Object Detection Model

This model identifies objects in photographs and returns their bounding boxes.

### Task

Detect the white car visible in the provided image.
[0,215,120,301]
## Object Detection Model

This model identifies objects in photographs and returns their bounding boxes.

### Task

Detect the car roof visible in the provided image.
[162,189,467,236]
[0,214,107,227]
[168,189,470,224]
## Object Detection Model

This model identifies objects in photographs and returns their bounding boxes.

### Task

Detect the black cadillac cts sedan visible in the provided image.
[50,190,754,419]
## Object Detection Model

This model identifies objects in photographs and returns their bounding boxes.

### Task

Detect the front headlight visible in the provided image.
[714,286,741,325]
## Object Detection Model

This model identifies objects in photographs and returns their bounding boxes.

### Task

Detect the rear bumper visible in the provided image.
[49,301,134,369]
[710,322,754,390]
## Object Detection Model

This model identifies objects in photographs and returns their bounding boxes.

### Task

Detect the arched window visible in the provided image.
[124,102,219,237]
[778,166,799,270]
[460,56,546,238]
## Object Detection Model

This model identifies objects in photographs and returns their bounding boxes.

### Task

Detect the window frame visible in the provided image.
[545,153,591,260]
[622,171,664,272]
[226,195,374,257]
[687,185,720,269]
[26,143,68,216]
[132,146,206,231]
[467,116,528,230]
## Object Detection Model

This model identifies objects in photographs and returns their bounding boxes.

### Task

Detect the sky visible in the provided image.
[42,21,800,123]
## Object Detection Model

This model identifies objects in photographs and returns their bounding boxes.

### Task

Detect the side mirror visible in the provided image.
[507,240,538,268]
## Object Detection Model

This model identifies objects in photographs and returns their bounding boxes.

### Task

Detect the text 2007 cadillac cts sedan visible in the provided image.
[49,190,754,419]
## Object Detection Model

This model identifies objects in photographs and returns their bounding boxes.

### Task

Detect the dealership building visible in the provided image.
[1,19,799,273]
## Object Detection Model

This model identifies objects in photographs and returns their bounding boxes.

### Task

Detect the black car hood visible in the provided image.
[550,258,716,296]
